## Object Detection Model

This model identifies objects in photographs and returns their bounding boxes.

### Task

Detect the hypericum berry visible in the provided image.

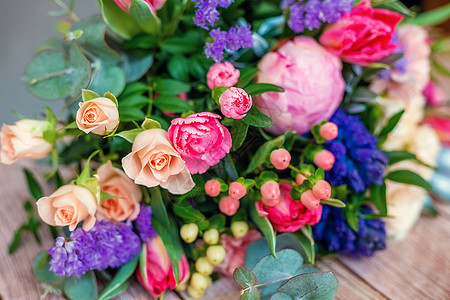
[313,149,335,171]
[231,221,249,238]
[180,223,199,243]
[191,272,209,291]
[205,179,221,197]
[195,257,214,276]
[219,196,240,216]
[175,282,187,292]
[260,181,280,207]
[270,148,291,170]
[300,190,321,210]
[206,245,226,265]
[228,182,246,200]
[187,285,204,299]
[312,180,332,199]
[203,228,219,245]
[320,122,338,141]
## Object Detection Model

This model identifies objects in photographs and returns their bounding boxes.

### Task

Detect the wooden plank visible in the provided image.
[339,210,450,300]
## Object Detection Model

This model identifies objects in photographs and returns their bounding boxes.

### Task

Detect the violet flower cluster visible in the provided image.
[193,0,234,30]
[205,26,253,62]
[135,205,158,243]
[324,109,388,193]
[281,0,353,33]
[380,32,408,80]
[48,220,141,277]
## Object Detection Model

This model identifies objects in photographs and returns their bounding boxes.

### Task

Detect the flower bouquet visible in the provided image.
[3,0,450,299]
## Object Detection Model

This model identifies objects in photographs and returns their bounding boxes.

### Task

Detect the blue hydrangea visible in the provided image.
[135,205,157,243]
[313,205,386,257]
[324,109,388,193]
[205,25,254,62]
[48,220,141,277]
[281,0,353,33]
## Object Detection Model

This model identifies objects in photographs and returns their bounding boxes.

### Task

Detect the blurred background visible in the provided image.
[0,0,449,124]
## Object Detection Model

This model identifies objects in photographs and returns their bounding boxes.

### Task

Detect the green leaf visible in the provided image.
[98,256,138,300]
[141,118,162,130]
[377,110,404,145]
[32,252,61,284]
[403,3,450,26]
[371,182,387,216]
[116,128,144,143]
[98,0,142,39]
[160,36,203,54]
[233,267,257,288]
[237,68,259,88]
[250,204,276,258]
[320,198,346,208]
[77,150,100,185]
[168,55,189,82]
[432,60,450,77]
[344,207,359,232]
[242,106,273,128]
[82,89,100,102]
[119,106,146,121]
[103,91,119,106]
[153,95,194,112]
[244,135,285,175]
[122,53,154,83]
[23,169,43,200]
[377,1,415,17]
[231,120,249,151]
[242,287,261,300]
[120,82,148,98]
[23,44,91,100]
[64,271,98,300]
[89,64,126,98]
[209,214,226,231]
[119,95,148,108]
[139,244,149,284]
[384,150,417,165]
[150,187,170,227]
[244,83,284,96]
[154,78,191,95]
[130,0,161,35]
[8,225,25,254]
[173,200,206,223]
[297,226,315,264]
[212,86,230,104]
[385,170,432,190]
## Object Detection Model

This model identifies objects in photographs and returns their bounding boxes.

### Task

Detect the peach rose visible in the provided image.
[96,161,142,222]
[36,185,98,231]
[76,98,119,135]
[0,120,53,164]
[122,129,195,194]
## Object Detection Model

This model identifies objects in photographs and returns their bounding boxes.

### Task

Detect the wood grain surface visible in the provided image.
[1,161,449,300]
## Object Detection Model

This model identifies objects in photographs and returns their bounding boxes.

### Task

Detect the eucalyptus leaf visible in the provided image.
[97,255,138,300]
[32,252,61,285]
[234,267,257,288]
[64,271,98,300]
[89,64,126,97]
[242,287,262,300]
[121,53,153,83]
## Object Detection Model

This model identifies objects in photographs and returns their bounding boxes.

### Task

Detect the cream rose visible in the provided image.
[0,120,53,164]
[97,161,142,222]
[122,129,195,194]
[37,185,97,231]
[76,98,119,135]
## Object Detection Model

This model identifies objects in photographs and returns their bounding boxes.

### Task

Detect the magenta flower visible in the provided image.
[219,87,252,119]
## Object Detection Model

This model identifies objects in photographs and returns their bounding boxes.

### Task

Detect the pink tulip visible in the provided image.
[114,0,166,13]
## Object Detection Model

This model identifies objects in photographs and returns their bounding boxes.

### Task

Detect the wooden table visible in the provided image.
[1,161,449,300]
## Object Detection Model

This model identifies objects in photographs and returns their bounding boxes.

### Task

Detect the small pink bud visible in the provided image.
[320,122,338,141]
[205,179,221,197]
[229,182,246,200]
[295,171,311,185]
[219,87,252,120]
[313,150,335,171]
[300,190,321,210]
[219,196,240,216]
[270,148,291,170]
[312,180,332,200]
[260,181,281,207]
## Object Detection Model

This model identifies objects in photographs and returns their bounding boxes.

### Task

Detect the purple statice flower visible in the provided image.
[135,205,157,243]
[192,0,234,30]
[324,109,388,193]
[205,25,254,62]
[48,220,141,277]
[313,205,386,257]
[282,0,353,33]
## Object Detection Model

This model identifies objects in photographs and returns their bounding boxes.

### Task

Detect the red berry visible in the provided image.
[270,148,291,170]
[320,122,338,141]
[312,180,332,200]
[205,179,221,197]
[300,190,321,210]
[228,182,246,200]
[219,196,240,216]
[313,150,335,171]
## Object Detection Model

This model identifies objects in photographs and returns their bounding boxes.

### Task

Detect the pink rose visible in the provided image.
[115,0,166,13]
[137,236,190,297]
[206,62,240,90]
[0,120,52,164]
[370,25,431,100]
[76,98,119,135]
[423,81,447,107]
[168,112,232,174]
[320,0,403,65]
[423,113,450,146]
[96,161,142,222]
[36,185,97,231]
[255,36,345,135]
[122,129,195,194]
[258,183,322,232]
[215,230,262,277]
[219,87,252,119]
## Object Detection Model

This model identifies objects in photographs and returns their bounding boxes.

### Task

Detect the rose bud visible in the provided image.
[300,190,321,210]
[219,87,252,120]
[219,196,240,216]
[205,179,221,197]
[76,97,119,135]
[270,148,291,170]
[312,180,332,200]
[320,122,338,141]
[260,181,281,207]
[313,149,335,171]
[206,62,240,89]
[228,182,246,200]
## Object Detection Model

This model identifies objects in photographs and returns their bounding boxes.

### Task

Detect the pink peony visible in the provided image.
[423,81,447,107]
[258,183,322,232]
[168,112,232,174]
[215,230,262,277]
[255,36,345,135]
[206,62,240,90]
[114,0,166,13]
[370,25,431,100]
[219,87,252,119]
[320,0,403,65]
